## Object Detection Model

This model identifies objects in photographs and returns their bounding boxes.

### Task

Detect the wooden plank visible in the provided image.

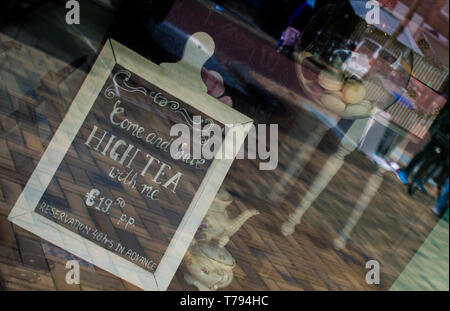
[0,262,55,290]
[16,234,50,272]
[0,214,16,247]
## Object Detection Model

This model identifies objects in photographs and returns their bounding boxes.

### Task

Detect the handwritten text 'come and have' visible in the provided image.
[84,100,191,201]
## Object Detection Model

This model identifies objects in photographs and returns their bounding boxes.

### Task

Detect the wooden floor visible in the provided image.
[0,2,445,291]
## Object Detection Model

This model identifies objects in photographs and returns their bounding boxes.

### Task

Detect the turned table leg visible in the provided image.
[269,122,329,202]
[281,117,372,236]
[281,141,356,236]
[334,166,386,250]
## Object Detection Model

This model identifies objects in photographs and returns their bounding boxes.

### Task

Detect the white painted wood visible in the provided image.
[281,118,371,236]
[269,122,329,202]
[334,167,386,250]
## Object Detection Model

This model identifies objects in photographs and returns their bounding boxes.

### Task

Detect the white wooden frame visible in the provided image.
[8,38,253,291]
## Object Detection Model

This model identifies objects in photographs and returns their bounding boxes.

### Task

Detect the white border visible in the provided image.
[8,38,252,291]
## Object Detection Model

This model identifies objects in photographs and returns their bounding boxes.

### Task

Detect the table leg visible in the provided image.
[269,122,329,202]
[334,167,386,250]
[281,141,356,236]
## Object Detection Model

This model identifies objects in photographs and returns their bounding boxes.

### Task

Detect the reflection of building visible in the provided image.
[349,1,450,167]
[359,79,448,168]
[395,0,449,39]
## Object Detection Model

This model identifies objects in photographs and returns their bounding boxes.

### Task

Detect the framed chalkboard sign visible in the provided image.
[8,33,252,290]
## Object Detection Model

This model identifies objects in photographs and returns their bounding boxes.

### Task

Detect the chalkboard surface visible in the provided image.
[35,64,222,272]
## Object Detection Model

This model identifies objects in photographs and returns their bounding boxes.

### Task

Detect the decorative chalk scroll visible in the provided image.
[104,69,216,133]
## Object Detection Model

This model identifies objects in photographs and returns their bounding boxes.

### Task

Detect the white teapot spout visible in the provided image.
[218,209,260,247]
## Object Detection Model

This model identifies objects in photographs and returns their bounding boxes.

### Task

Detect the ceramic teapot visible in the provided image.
[197,188,259,247]
[183,240,235,291]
